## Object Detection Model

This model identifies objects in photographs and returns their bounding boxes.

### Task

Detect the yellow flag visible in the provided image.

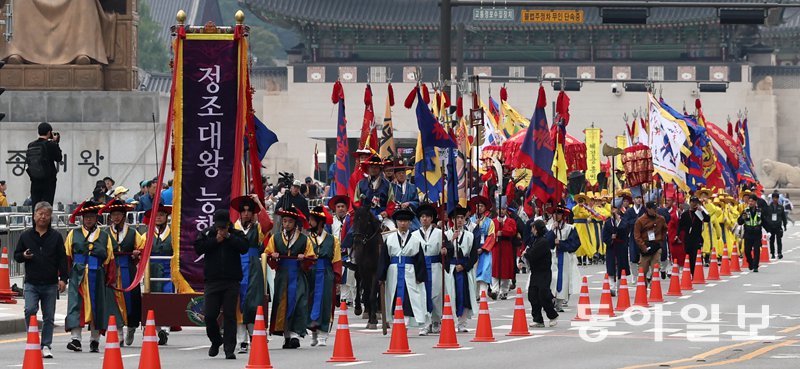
[500,100,530,136]
[552,141,568,185]
[585,128,603,185]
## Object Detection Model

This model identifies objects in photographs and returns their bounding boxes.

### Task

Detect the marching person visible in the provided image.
[415,203,447,336]
[230,195,272,354]
[633,201,668,281]
[328,195,355,306]
[547,205,581,312]
[602,206,629,295]
[679,197,710,275]
[443,205,478,333]
[264,206,316,349]
[14,202,68,359]
[492,197,517,300]
[572,192,596,266]
[102,199,144,347]
[738,194,766,273]
[525,219,558,328]
[306,205,342,347]
[144,203,174,345]
[377,208,427,331]
[666,195,686,273]
[390,160,420,231]
[468,195,495,299]
[623,193,646,279]
[765,192,788,260]
[354,154,393,226]
[64,200,121,353]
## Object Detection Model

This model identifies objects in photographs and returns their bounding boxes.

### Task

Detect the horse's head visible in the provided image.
[351,205,382,257]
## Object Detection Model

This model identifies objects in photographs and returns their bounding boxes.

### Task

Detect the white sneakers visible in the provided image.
[310,331,319,346]
[549,319,558,327]
[418,326,430,336]
[529,322,546,328]
[310,332,328,347]
[41,346,53,359]
[457,321,469,333]
[317,336,328,347]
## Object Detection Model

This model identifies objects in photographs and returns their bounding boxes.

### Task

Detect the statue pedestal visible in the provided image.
[0,64,108,90]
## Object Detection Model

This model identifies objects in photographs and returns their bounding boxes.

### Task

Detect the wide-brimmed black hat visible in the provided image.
[467,195,493,213]
[359,154,386,172]
[277,206,310,229]
[448,205,469,219]
[392,208,416,221]
[416,203,438,221]
[101,199,134,214]
[230,195,261,214]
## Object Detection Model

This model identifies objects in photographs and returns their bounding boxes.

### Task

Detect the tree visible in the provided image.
[248,27,282,66]
[138,0,169,73]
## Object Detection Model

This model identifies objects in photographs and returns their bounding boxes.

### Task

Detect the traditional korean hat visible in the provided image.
[554,204,572,216]
[391,158,412,172]
[695,187,713,199]
[467,195,493,213]
[599,189,611,201]
[416,203,438,221]
[353,147,375,158]
[101,199,134,214]
[143,204,173,219]
[574,193,590,204]
[448,205,469,219]
[230,195,261,214]
[617,188,633,200]
[70,200,104,222]
[392,207,416,221]
[359,154,386,172]
[327,194,351,210]
[277,205,309,229]
[309,205,333,225]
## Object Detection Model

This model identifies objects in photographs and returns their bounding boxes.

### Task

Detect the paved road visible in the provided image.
[2,231,800,368]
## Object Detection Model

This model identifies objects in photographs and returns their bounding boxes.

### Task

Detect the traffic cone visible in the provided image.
[731,245,742,273]
[471,291,495,342]
[680,256,694,291]
[707,250,721,281]
[692,251,706,285]
[760,234,771,263]
[22,316,43,369]
[614,270,631,312]
[633,268,649,307]
[384,297,412,354]
[138,310,161,369]
[0,247,17,304]
[435,295,462,347]
[102,316,123,369]
[248,306,274,368]
[666,261,682,297]
[598,274,615,317]
[572,276,592,321]
[507,288,531,336]
[720,248,732,276]
[648,264,664,303]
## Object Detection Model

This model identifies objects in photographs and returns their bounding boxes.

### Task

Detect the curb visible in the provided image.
[0,317,26,335]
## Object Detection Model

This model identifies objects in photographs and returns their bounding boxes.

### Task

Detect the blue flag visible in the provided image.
[416,89,456,149]
[334,98,351,197]
[517,86,560,204]
[254,116,279,160]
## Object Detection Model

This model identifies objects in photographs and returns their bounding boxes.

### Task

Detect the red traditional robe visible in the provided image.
[492,215,517,280]
[668,205,685,266]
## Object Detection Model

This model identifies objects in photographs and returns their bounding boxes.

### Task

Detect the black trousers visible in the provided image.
[204,280,240,354]
[685,241,701,275]
[769,231,783,256]
[528,280,558,324]
[744,237,760,270]
[30,180,57,209]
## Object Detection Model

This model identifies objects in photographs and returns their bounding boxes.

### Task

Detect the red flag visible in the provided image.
[314,143,320,175]
[358,84,379,152]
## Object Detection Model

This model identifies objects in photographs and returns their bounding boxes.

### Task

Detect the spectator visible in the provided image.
[0,180,8,206]
[111,186,129,201]
[764,192,787,260]
[135,181,156,212]
[13,202,68,359]
[103,177,115,197]
[27,122,62,208]
[633,201,668,281]
[277,180,309,217]
[161,179,174,205]
[132,180,148,203]
[303,177,319,200]
[92,180,108,203]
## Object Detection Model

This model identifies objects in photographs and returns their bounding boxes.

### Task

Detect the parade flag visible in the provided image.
[694,100,726,190]
[253,116,278,160]
[358,84,379,152]
[479,99,504,148]
[488,96,502,128]
[584,127,603,186]
[332,81,351,197]
[379,84,397,160]
[455,117,470,205]
[648,94,689,189]
[314,143,320,176]
[500,100,529,136]
[551,91,571,185]
[414,133,444,203]
[705,121,740,170]
[446,145,459,214]
[416,89,457,149]
[517,86,561,204]
[615,135,627,170]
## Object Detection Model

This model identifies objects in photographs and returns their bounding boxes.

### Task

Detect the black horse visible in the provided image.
[350,205,382,329]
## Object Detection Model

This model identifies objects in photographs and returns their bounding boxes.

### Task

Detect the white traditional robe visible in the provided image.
[383,230,428,327]
[547,220,582,301]
[416,226,444,323]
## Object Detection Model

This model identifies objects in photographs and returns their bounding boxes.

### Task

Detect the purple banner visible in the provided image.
[178,39,238,291]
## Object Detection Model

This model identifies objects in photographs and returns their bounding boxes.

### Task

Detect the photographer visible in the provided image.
[277,179,309,218]
[26,122,63,207]
[633,201,668,282]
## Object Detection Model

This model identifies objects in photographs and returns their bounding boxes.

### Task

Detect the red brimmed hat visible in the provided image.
[359,154,386,172]
[230,195,261,214]
[327,194,351,210]
[277,206,310,229]
[143,204,173,220]
[100,199,134,214]
[309,205,333,225]
[70,200,104,222]
[554,204,571,216]
[467,195,493,213]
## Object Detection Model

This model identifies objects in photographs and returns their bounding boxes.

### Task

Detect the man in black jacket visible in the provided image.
[679,197,710,275]
[738,194,766,273]
[194,209,249,360]
[13,202,67,359]
[27,123,63,208]
[765,192,788,259]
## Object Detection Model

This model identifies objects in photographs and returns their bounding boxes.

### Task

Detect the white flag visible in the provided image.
[648,94,688,188]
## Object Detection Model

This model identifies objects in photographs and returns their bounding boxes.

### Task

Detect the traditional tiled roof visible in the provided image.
[243,0,787,31]
[147,0,224,43]
[139,67,288,94]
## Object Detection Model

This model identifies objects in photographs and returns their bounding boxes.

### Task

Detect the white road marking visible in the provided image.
[121,354,140,358]
[693,290,705,294]
[706,283,717,287]
[335,361,372,367]
[395,353,425,358]
[177,345,209,351]
[493,325,513,330]
[743,284,752,287]
[491,335,542,344]
[445,347,474,351]
[679,295,692,299]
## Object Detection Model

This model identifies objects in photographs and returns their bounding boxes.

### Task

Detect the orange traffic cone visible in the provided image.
[436,295,462,347]
[384,297,412,354]
[666,261,682,297]
[573,276,592,321]
[648,265,664,303]
[102,316,123,369]
[760,234,771,263]
[328,302,356,362]
[720,248,732,276]
[692,251,706,285]
[680,256,694,291]
[598,274,615,317]
[248,306,274,368]
[138,310,161,369]
[507,288,531,336]
[471,291,495,342]
[614,270,631,312]
[22,316,43,369]
[633,268,649,307]
[731,245,742,273]
[0,247,17,304]
[707,250,721,281]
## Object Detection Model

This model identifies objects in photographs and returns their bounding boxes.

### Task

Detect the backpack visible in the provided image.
[25,141,50,180]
